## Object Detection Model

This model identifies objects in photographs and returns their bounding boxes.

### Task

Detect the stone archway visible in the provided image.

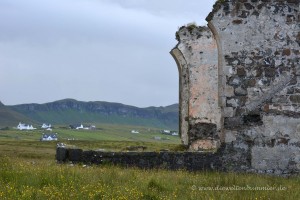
[170,24,222,150]
[170,48,189,145]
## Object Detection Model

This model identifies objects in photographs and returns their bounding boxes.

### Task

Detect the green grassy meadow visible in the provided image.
[1,124,300,199]
[0,123,179,143]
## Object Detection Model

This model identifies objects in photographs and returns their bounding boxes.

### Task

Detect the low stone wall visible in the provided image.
[56,147,222,171]
[56,144,300,176]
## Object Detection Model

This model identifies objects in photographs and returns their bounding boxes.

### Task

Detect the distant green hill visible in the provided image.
[0,101,35,128]
[7,99,179,130]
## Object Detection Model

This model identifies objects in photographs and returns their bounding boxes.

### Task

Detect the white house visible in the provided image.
[17,122,36,130]
[171,132,179,136]
[40,133,58,141]
[131,130,139,134]
[41,123,51,129]
[76,124,84,130]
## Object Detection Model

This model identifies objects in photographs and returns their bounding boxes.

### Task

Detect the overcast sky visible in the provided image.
[0,0,215,107]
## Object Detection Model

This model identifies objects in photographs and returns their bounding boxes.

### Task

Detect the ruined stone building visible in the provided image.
[57,0,300,175]
[171,0,300,173]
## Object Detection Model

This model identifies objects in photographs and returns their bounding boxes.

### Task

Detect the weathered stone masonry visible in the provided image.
[171,0,300,174]
[171,26,222,150]
[56,147,223,171]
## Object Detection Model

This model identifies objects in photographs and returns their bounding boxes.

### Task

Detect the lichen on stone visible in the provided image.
[206,0,230,21]
[186,23,198,34]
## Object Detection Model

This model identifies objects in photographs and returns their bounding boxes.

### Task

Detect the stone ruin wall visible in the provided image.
[171,0,300,174]
[56,147,223,171]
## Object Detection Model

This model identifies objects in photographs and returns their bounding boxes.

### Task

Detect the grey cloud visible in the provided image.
[0,0,215,107]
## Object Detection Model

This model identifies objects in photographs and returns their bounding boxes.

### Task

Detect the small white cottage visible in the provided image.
[40,133,58,141]
[76,124,84,130]
[41,123,52,129]
[17,122,36,130]
[131,130,139,134]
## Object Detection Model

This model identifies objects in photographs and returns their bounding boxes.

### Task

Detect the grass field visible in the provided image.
[0,124,300,199]
[0,123,180,144]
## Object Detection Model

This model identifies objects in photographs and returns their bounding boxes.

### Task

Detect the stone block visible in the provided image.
[237,68,246,76]
[237,96,248,106]
[224,107,234,117]
[244,79,256,87]
[224,130,237,143]
[232,19,243,24]
[282,49,291,56]
[188,122,217,141]
[235,86,248,96]
[228,76,241,86]
[262,115,300,139]
[224,117,243,128]
[294,87,300,93]
[251,146,300,171]
[224,65,235,75]
[225,86,234,97]
[253,67,263,77]
[264,68,276,77]
[68,148,83,162]
[290,95,300,104]
[56,147,68,162]
[227,98,239,107]
[238,10,250,18]
[244,3,254,10]
[287,0,299,3]
[190,139,220,151]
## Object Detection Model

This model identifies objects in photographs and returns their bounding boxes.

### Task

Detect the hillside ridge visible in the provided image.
[4,99,178,129]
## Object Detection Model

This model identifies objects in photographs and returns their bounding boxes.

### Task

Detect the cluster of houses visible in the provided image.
[69,124,96,130]
[154,130,179,141]
[161,130,179,136]
[16,122,96,141]
[16,122,52,131]
[16,122,96,131]
[15,122,178,142]
[130,129,179,137]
